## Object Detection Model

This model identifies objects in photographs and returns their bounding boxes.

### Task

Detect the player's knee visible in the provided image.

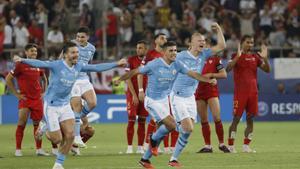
[50,136,62,145]
[185,125,194,133]
[137,116,146,123]
[87,100,97,110]
[64,131,75,142]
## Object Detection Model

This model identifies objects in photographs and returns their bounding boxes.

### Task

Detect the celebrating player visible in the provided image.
[14,41,126,169]
[6,43,49,157]
[169,22,226,167]
[226,35,271,153]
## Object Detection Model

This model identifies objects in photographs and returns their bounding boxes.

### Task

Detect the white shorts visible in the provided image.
[144,96,170,123]
[44,102,75,132]
[71,79,94,97]
[170,93,197,123]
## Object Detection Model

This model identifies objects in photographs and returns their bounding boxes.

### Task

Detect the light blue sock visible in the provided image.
[74,112,81,137]
[171,125,191,161]
[152,124,170,141]
[55,152,66,165]
[80,103,91,117]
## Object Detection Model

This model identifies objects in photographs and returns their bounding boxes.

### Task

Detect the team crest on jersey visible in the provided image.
[88,51,92,56]
[172,70,177,75]
[209,60,213,64]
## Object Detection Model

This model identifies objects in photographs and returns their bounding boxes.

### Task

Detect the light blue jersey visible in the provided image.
[22,59,117,106]
[138,58,189,100]
[172,49,212,97]
[75,41,96,80]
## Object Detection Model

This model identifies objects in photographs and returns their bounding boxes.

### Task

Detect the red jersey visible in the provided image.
[144,49,162,64]
[197,56,223,95]
[126,55,147,95]
[11,62,45,99]
[232,53,262,94]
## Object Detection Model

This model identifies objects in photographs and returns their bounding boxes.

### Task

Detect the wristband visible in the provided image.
[138,88,144,92]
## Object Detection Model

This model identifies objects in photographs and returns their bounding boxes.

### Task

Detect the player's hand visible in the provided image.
[258,44,268,59]
[209,78,217,86]
[132,95,139,106]
[117,58,127,67]
[13,55,22,62]
[16,93,27,100]
[211,22,221,31]
[138,91,145,102]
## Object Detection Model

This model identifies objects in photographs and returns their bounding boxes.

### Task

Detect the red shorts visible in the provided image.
[195,89,219,101]
[127,95,148,117]
[233,93,258,117]
[18,98,43,121]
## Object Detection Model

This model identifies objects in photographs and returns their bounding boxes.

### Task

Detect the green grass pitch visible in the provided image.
[0,122,300,169]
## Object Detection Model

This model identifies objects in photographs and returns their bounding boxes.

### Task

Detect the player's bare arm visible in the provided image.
[137,74,145,101]
[226,43,241,72]
[211,22,226,55]
[115,69,140,85]
[258,44,271,73]
[187,71,217,85]
[127,79,139,106]
[5,73,26,100]
[204,68,227,79]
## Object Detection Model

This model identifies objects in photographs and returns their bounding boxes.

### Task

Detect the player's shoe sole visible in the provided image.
[168,160,182,168]
[139,159,155,169]
[197,147,213,153]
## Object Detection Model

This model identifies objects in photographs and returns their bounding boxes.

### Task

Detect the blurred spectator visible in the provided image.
[9,9,20,28]
[277,82,287,94]
[28,19,43,45]
[13,20,29,48]
[287,51,297,58]
[198,5,215,32]
[143,1,156,32]
[34,3,47,28]
[156,0,171,28]
[287,35,300,57]
[119,8,132,46]
[47,25,64,57]
[111,70,125,94]
[105,7,118,48]
[131,7,144,45]
[259,4,272,36]
[239,0,256,13]
[80,3,95,31]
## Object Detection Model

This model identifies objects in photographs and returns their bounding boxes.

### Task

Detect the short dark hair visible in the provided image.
[62,41,77,54]
[137,40,148,45]
[77,26,90,34]
[162,41,176,49]
[154,33,166,40]
[241,35,253,43]
[24,43,38,51]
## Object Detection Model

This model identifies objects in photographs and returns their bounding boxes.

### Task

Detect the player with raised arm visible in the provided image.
[116,41,215,169]
[14,41,126,169]
[125,40,149,154]
[226,35,271,153]
[6,43,49,157]
[169,22,226,167]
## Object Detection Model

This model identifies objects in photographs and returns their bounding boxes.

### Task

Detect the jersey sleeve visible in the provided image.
[10,63,22,77]
[255,54,263,66]
[175,59,189,74]
[81,62,118,72]
[215,57,224,71]
[138,60,154,75]
[22,59,54,69]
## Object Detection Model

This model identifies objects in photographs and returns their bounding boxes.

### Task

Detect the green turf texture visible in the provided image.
[0,122,299,169]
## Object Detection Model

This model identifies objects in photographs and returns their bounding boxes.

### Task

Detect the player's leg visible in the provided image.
[196,99,212,153]
[144,118,156,149]
[208,97,230,153]
[170,130,179,152]
[81,89,97,117]
[136,115,147,154]
[15,107,29,156]
[126,97,136,154]
[243,94,258,153]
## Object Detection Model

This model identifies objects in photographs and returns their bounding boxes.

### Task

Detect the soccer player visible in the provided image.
[226,35,271,153]
[195,53,229,153]
[14,41,126,169]
[5,43,49,157]
[169,22,226,167]
[138,33,176,153]
[70,27,97,148]
[125,40,149,154]
[116,41,215,169]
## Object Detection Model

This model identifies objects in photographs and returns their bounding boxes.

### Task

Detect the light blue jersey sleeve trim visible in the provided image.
[22,59,54,69]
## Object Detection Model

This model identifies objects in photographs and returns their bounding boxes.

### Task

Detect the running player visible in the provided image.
[226,35,271,153]
[14,41,126,169]
[6,43,49,157]
[116,41,215,169]
[169,22,226,167]
[125,40,149,154]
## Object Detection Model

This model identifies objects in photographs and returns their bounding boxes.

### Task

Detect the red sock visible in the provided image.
[82,133,93,143]
[52,143,58,148]
[127,116,136,145]
[228,138,234,146]
[215,120,224,144]
[163,134,169,147]
[145,119,156,144]
[33,124,42,149]
[201,122,211,145]
[244,138,251,145]
[16,125,25,149]
[137,117,146,146]
[170,130,179,147]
